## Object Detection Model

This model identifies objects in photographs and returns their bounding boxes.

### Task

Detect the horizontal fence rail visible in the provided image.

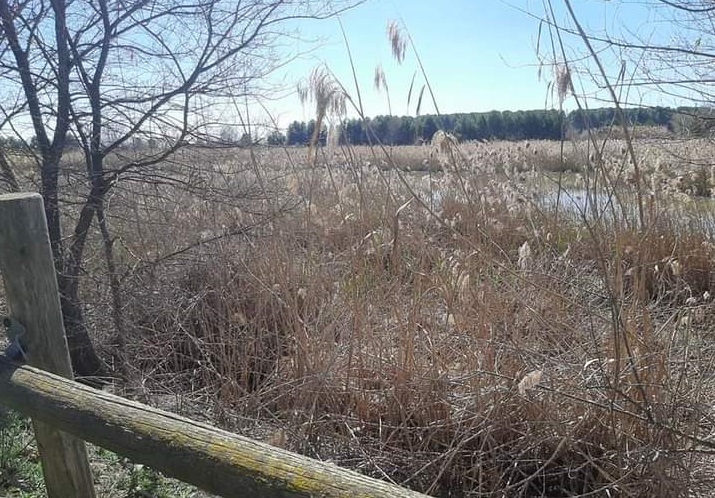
[0,343,431,498]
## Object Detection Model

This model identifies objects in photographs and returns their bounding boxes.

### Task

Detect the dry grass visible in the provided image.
[4,14,715,497]
[42,136,710,497]
[4,136,715,496]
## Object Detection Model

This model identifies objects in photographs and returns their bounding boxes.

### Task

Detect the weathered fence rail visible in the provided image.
[0,358,428,498]
[0,192,431,498]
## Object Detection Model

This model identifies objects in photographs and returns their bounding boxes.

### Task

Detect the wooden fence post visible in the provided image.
[0,192,96,497]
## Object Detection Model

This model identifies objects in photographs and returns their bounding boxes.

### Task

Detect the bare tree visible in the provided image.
[535,0,715,109]
[0,0,359,382]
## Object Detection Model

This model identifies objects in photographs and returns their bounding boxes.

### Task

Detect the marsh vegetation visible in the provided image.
[6,134,715,496]
[3,0,715,495]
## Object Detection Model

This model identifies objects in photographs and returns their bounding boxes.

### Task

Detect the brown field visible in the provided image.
[4,137,715,496]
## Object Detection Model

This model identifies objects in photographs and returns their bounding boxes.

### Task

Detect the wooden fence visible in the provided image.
[0,192,431,498]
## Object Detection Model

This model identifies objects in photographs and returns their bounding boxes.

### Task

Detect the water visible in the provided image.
[542,189,618,217]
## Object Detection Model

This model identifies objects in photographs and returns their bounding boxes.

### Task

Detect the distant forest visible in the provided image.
[1,106,713,151]
[274,106,714,146]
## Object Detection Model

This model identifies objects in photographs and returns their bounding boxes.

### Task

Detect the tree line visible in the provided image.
[2,106,710,153]
[274,106,704,146]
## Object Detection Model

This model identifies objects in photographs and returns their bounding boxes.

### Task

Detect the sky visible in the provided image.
[262,0,685,129]
[0,0,693,139]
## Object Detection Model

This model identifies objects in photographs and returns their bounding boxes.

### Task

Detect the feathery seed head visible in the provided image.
[298,67,346,121]
[555,63,573,103]
[387,21,407,64]
[374,64,388,92]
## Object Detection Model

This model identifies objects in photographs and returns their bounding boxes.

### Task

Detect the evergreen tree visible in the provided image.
[286,121,308,145]
[420,115,439,142]
[266,130,286,146]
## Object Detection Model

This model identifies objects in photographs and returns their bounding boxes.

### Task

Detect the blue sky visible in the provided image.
[264,0,683,128]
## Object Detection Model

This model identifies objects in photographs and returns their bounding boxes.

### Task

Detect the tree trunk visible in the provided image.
[59,290,107,387]
[97,202,127,379]
[38,160,107,386]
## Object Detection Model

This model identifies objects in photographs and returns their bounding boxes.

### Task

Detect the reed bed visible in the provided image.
[65,136,715,497]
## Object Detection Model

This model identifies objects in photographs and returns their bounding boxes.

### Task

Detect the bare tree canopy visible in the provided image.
[536,0,715,107]
[0,0,360,382]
